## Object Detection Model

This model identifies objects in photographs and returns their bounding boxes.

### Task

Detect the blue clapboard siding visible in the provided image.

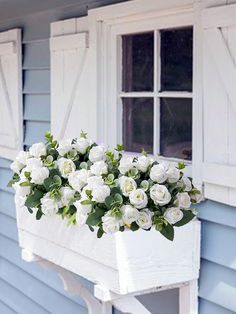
[0,1,235,314]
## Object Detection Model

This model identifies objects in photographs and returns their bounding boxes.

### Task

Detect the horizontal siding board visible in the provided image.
[0,257,87,314]
[24,95,50,122]
[0,213,18,241]
[0,168,13,191]
[198,200,236,229]
[0,277,50,314]
[199,298,235,314]
[23,40,50,69]
[199,260,236,312]
[0,299,17,314]
[23,69,50,94]
[0,158,12,169]
[201,221,236,270]
[24,121,50,145]
[0,191,16,219]
[0,235,90,309]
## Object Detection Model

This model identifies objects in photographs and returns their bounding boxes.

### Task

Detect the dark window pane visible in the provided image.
[122,98,153,153]
[122,32,154,92]
[160,98,192,160]
[161,27,193,91]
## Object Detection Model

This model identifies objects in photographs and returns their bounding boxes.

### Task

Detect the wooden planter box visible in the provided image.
[17,206,201,295]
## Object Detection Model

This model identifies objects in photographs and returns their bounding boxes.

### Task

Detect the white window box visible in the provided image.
[17,206,200,295]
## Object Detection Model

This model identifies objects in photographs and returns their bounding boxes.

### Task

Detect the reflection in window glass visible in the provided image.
[161,27,193,91]
[122,98,153,153]
[160,98,192,160]
[122,32,154,92]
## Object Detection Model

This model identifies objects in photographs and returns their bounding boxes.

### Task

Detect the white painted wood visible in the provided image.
[50,17,97,141]
[16,202,200,295]
[112,296,151,314]
[202,3,236,29]
[179,280,198,314]
[201,1,236,205]
[192,0,204,190]
[204,27,236,112]
[203,163,236,189]
[50,33,88,51]
[0,41,15,56]
[0,29,22,160]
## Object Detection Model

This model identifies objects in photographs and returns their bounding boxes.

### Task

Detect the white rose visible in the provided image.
[164,207,183,224]
[119,176,137,197]
[29,142,46,158]
[87,176,104,188]
[182,176,192,192]
[57,139,72,156]
[13,181,31,198]
[190,191,202,203]
[136,208,153,230]
[150,163,168,183]
[41,193,58,216]
[10,160,24,174]
[92,185,110,203]
[16,151,30,165]
[89,145,105,163]
[31,167,49,185]
[26,158,43,171]
[135,155,152,173]
[58,187,75,208]
[167,165,180,183]
[74,200,92,215]
[120,205,139,225]
[68,169,90,191]
[73,137,90,154]
[176,192,191,209]
[57,158,76,178]
[129,189,148,209]
[102,211,120,234]
[90,161,108,176]
[150,184,171,206]
[74,199,92,227]
[118,156,134,174]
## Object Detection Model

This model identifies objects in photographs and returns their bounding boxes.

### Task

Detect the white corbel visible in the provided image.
[21,249,198,314]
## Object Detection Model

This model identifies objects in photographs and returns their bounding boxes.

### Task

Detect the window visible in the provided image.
[120,27,193,160]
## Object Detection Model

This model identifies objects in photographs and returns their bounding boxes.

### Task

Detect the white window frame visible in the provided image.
[89,0,202,182]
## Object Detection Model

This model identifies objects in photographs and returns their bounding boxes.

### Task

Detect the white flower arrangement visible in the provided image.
[9,131,202,240]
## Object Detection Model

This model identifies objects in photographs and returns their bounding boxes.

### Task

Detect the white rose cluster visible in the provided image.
[9,132,202,240]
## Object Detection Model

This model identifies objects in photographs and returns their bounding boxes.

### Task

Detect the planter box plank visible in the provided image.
[17,206,200,295]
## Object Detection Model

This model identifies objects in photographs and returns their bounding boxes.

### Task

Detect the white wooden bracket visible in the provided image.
[21,249,198,314]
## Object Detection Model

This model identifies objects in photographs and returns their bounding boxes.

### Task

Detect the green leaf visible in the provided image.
[97,227,104,238]
[178,162,185,170]
[36,209,43,220]
[7,180,15,188]
[27,207,33,214]
[114,193,123,205]
[116,144,123,152]
[174,210,195,227]
[130,222,139,231]
[88,226,94,232]
[80,130,87,138]
[81,199,92,205]
[160,223,174,241]
[105,195,114,208]
[25,190,44,208]
[19,181,30,187]
[86,209,104,226]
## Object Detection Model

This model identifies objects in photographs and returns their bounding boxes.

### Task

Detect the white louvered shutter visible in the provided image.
[202,3,236,206]
[0,29,22,160]
[50,17,97,141]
